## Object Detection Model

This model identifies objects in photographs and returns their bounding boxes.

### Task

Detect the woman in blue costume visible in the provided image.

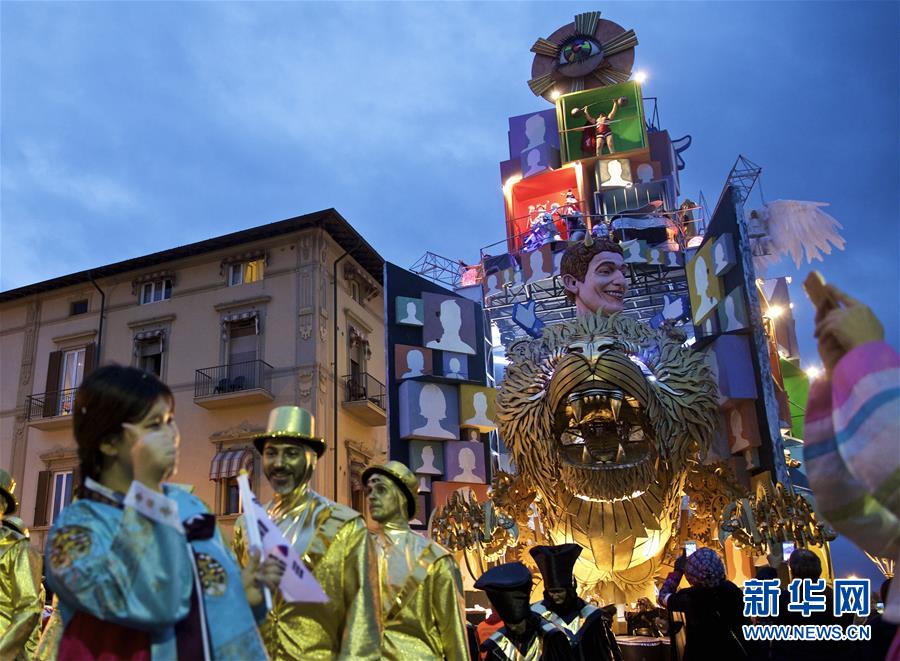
[44,365,283,660]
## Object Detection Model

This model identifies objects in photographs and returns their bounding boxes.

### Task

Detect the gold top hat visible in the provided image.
[253,406,325,457]
[361,460,418,520]
[0,469,18,516]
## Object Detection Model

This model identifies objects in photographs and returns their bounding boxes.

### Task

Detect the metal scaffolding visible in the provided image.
[409,251,465,289]
[726,155,763,206]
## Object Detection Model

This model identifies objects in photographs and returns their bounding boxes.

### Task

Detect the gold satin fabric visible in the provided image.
[372,524,469,661]
[234,486,382,660]
[0,524,43,660]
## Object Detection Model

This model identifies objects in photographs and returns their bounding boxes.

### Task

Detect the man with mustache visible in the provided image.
[234,406,381,659]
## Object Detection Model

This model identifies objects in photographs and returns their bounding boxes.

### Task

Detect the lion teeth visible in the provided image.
[582,447,592,464]
[609,397,621,421]
[616,443,626,463]
[571,399,583,424]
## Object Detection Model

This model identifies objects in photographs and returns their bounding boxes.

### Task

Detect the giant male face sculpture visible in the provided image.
[497,312,717,602]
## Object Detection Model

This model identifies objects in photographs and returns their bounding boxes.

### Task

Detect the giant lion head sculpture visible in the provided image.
[497,312,718,601]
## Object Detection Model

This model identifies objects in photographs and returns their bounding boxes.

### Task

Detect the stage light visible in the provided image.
[502,174,522,197]
[550,89,561,100]
[786,276,793,284]
[686,236,703,248]
[805,365,822,381]
[633,70,648,84]
[766,305,784,319]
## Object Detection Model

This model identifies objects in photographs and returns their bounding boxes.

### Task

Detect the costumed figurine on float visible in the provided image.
[474,562,571,661]
[233,406,382,659]
[530,543,622,661]
[362,460,469,661]
[496,236,719,604]
[0,469,43,660]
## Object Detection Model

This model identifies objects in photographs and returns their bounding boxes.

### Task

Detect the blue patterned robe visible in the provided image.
[45,478,268,660]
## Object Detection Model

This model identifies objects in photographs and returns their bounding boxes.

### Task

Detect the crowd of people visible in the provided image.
[0,276,896,660]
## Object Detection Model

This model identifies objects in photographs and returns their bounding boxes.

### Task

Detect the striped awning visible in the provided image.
[133,329,166,356]
[209,448,253,480]
[221,310,260,340]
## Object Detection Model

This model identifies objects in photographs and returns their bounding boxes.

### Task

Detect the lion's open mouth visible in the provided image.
[553,386,658,501]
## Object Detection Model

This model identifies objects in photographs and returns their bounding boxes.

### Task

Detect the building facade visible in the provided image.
[0,209,387,548]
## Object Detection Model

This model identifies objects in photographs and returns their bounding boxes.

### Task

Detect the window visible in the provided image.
[209,447,254,515]
[140,279,172,305]
[58,348,86,415]
[70,299,88,316]
[49,470,74,524]
[350,280,362,304]
[222,477,241,515]
[137,337,163,377]
[228,319,258,365]
[228,259,264,286]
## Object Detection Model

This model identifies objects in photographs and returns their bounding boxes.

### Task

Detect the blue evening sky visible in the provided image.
[2,2,897,582]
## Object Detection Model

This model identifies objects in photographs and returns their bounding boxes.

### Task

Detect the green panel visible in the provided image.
[556,80,647,163]
[781,359,810,438]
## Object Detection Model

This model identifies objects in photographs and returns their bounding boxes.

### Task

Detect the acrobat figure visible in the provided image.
[578,97,625,157]
[559,189,586,241]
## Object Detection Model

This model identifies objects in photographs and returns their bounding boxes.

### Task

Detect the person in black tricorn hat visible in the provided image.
[530,543,623,661]
[474,562,570,661]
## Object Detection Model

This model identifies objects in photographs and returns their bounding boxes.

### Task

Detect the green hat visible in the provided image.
[0,469,18,516]
[253,407,326,457]
[361,460,418,520]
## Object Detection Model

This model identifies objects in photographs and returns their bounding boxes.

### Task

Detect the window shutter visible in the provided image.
[33,471,52,527]
[83,342,97,377]
[43,351,63,418]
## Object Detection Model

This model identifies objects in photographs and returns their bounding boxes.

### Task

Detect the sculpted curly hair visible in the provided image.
[559,239,624,303]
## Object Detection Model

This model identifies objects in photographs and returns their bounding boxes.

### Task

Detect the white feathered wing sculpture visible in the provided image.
[748,200,846,275]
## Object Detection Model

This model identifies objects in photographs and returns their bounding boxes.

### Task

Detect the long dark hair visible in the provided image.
[73,365,173,481]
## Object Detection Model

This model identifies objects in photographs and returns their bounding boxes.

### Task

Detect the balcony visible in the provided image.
[194,360,274,409]
[341,372,386,426]
[25,388,78,430]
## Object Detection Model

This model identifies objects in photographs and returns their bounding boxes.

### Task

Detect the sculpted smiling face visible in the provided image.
[561,241,628,315]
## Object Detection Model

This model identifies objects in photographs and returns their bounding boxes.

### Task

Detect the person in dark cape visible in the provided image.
[530,544,622,661]
[474,562,570,661]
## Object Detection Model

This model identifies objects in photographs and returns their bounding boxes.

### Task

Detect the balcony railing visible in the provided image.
[342,372,386,411]
[194,360,273,399]
[25,388,79,421]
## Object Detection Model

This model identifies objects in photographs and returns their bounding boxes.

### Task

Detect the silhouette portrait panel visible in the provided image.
[712,234,737,276]
[687,241,723,325]
[508,108,560,157]
[394,344,433,380]
[395,296,424,326]
[423,293,477,356]
[718,288,749,332]
[519,143,560,179]
[459,384,498,431]
[442,352,469,380]
[598,158,634,188]
[409,440,444,476]
[724,401,761,455]
[443,442,487,484]
[398,380,459,440]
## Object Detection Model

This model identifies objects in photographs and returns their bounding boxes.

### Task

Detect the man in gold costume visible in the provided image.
[0,468,43,660]
[363,460,468,660]
[234,406,381,659]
